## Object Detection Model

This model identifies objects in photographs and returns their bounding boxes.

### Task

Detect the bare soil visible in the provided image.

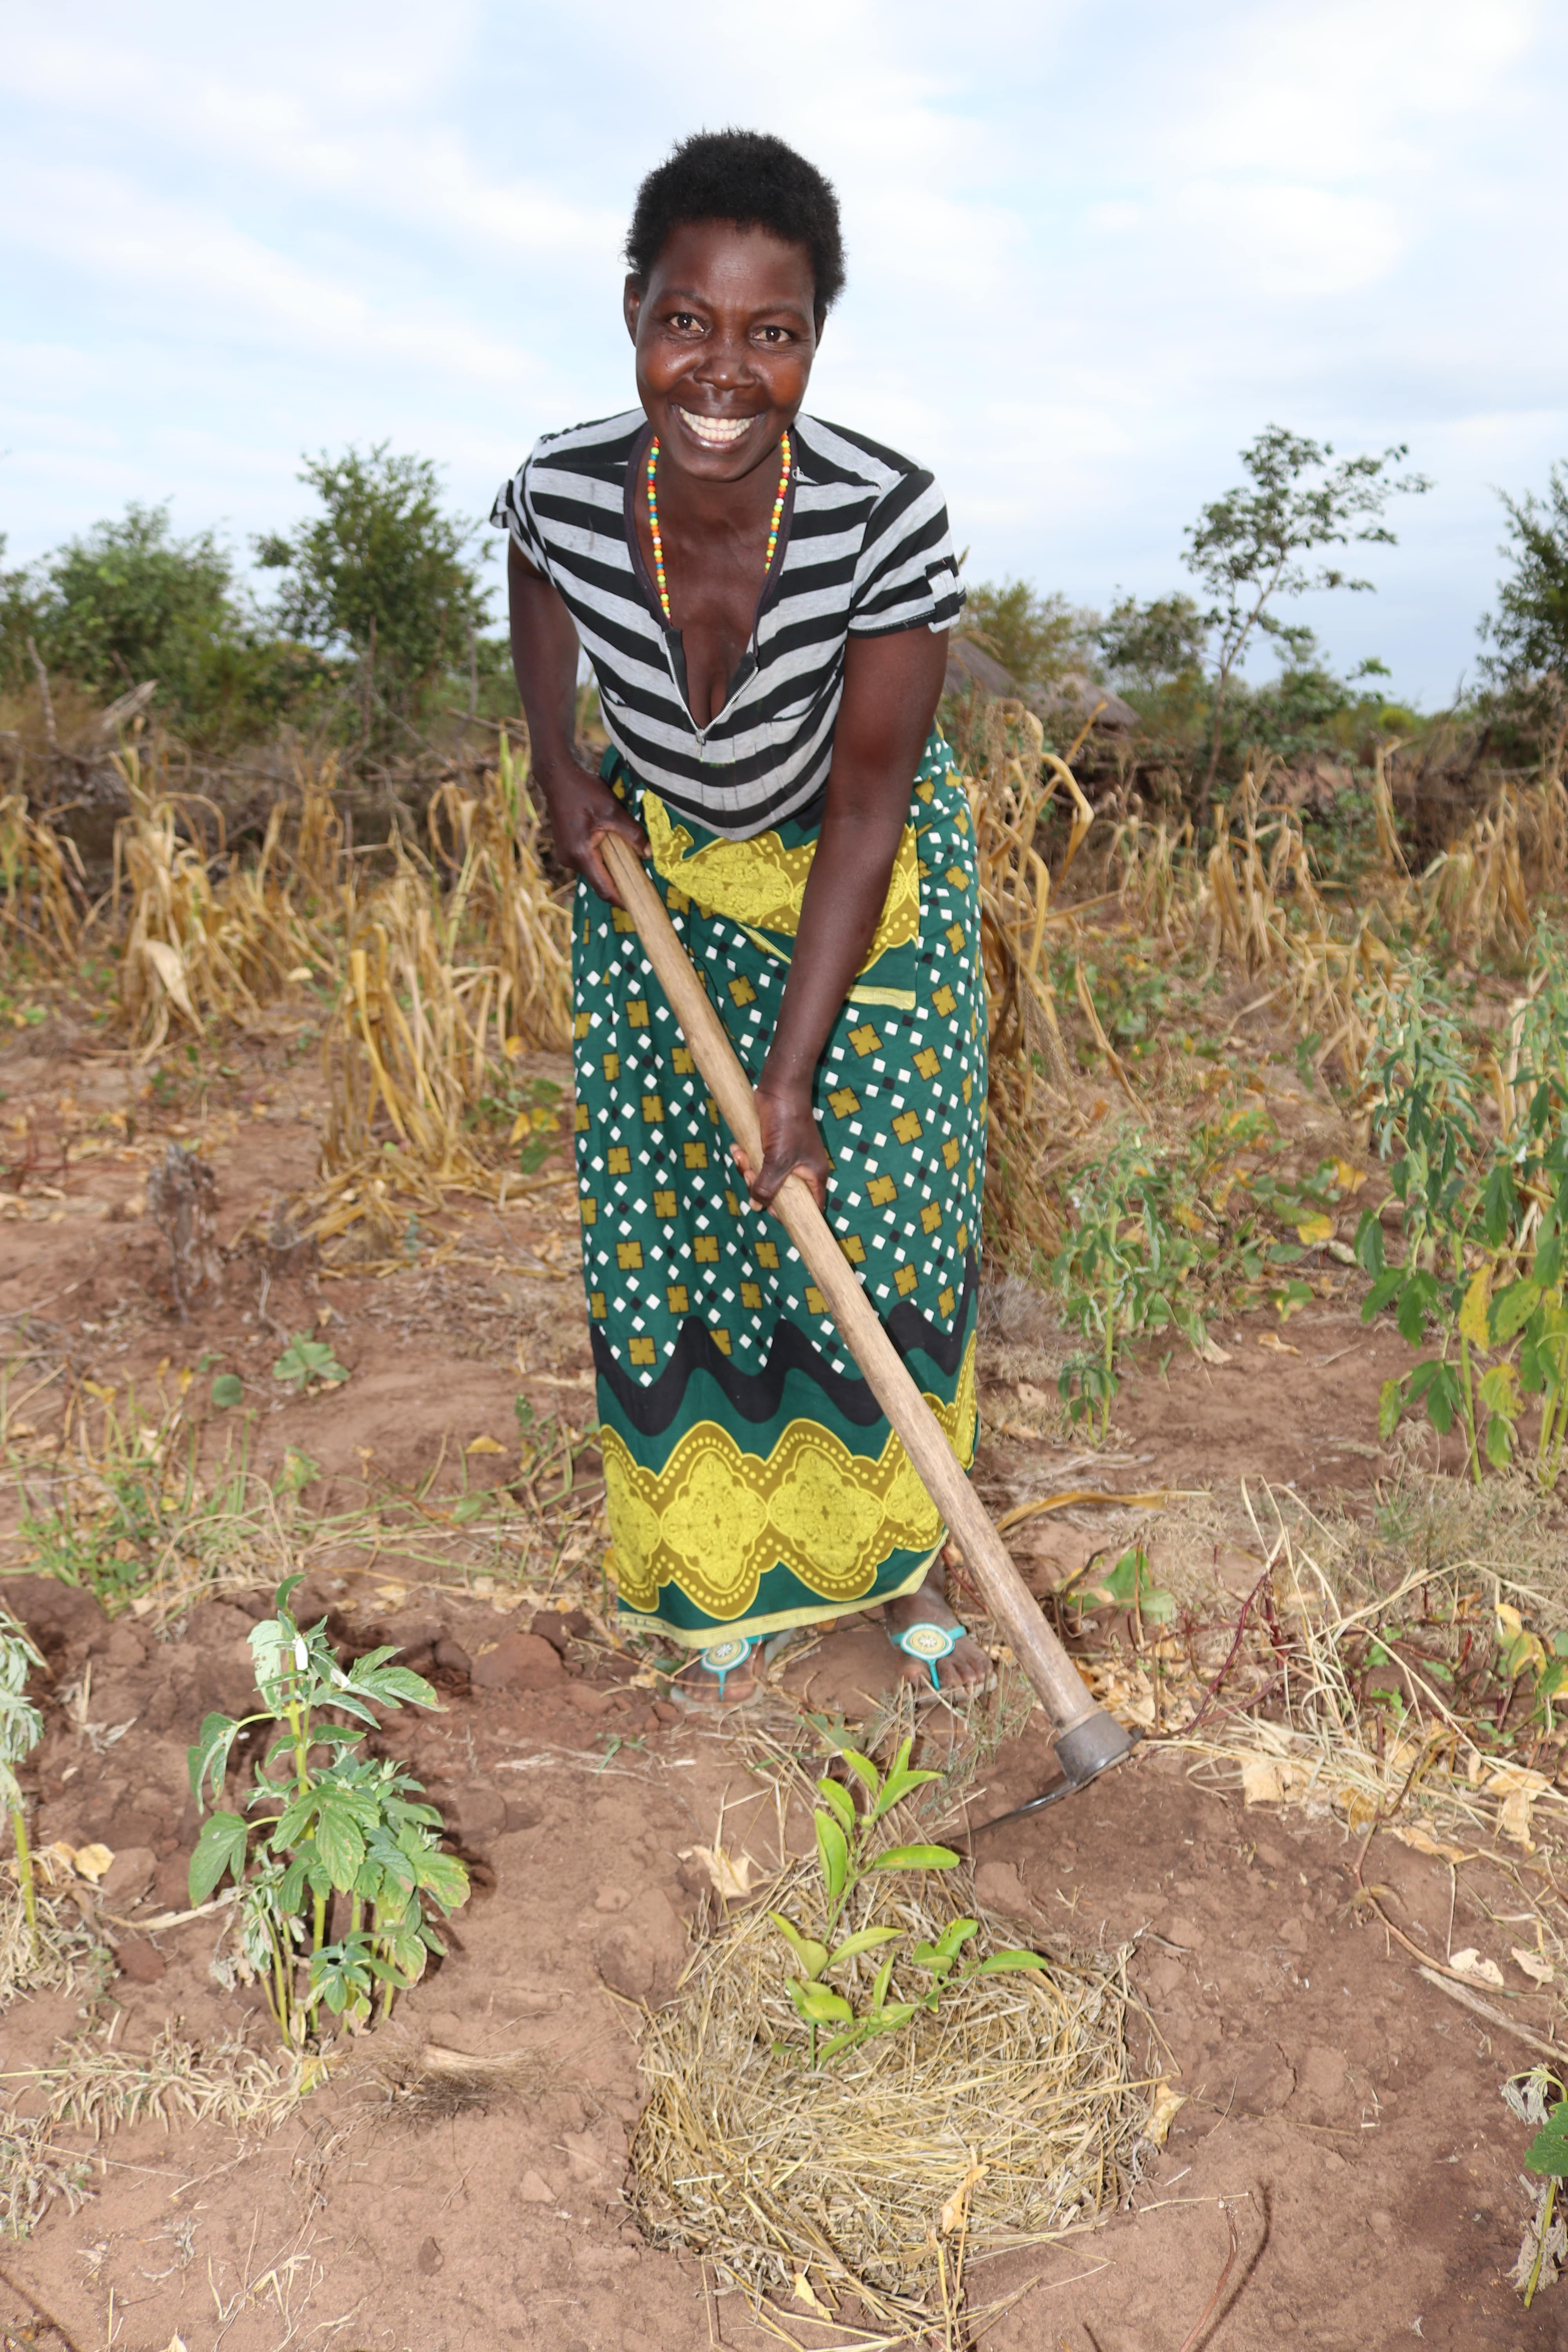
[1,1013,1562,2350]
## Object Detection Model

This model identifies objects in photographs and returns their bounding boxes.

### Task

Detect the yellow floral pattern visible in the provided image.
[642,790,921,973]
[602,1336,978,1620]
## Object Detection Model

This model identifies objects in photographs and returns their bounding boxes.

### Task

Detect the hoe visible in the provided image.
[601,835,1137,1826]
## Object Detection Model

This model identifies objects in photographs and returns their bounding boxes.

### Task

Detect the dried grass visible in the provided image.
[961,701,1098,1262]
[0,2110,90,2240]
[630,1841,1152,2341]
[1107,1475,1568,1854]
[304,733,573,1256]
[0,793,84,969]
[111,746,328,1057]
[26,2021,309,2140]
[0,2024,311,2241]
[0,1878,105,2013]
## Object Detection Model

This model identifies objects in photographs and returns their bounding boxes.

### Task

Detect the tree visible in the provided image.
[960,578,1093,690]
[1183,425,1429,814]
[21,504,244,719]
[1096,592,1207,693]
[1479,463,1568,697]
[256,445,492,723]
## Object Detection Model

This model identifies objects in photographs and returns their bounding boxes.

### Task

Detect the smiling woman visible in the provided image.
[493,129,988,1704]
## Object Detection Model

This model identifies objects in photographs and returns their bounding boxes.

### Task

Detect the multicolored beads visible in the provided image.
[646,430,792,625]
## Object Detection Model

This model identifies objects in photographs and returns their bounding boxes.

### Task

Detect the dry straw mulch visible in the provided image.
[629,1852,1156,2342]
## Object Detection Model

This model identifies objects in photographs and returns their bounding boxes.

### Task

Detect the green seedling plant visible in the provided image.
[1356,967,1522,1479]
[188,1575,467,2050]
[769,1740,1045,2066]
[1051,1138,1207,1440]
[1510,2067,1568,2307]
[1063,1546,1178,1643]
[0,1609,45,1954]
[1359,942,1568,1486]
[270,1334,349,1395]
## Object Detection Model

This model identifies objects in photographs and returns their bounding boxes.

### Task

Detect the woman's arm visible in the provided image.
[506,538,646,903]
[742,624,949,1210]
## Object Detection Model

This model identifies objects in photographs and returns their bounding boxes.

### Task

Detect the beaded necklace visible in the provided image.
[644,430,792,625]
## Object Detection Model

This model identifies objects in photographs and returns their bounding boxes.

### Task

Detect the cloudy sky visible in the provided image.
[3,0,1563,704]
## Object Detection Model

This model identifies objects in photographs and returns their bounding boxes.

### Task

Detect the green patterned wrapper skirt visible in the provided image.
[571,729,986,1650]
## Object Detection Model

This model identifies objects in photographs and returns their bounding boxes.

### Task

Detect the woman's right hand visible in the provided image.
[535,759,649,907]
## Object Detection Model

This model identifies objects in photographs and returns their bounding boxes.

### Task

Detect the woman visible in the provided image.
[495,129,989,1702]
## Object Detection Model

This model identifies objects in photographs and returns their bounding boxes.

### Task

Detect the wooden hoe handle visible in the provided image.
[598,833,1107,1741]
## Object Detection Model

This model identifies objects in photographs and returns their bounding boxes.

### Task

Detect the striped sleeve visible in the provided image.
[847,468,964,637]
[489,444,553,579]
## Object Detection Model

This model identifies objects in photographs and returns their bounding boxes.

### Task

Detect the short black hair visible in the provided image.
[625,130,845,320]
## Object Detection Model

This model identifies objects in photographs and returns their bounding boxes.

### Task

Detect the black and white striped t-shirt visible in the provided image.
[490,409,962,840]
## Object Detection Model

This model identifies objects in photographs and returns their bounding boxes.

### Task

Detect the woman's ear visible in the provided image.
[623,274,644,343]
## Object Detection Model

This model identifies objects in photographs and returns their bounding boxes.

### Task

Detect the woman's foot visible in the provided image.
[884,1561,991,1696]
[666,1636,761,1707]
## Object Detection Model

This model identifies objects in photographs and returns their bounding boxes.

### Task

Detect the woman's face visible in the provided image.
[624,221,818,485]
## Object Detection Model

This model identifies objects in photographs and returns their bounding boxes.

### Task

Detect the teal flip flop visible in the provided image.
[669,1633,761,1706]
[894,1621,959,1693]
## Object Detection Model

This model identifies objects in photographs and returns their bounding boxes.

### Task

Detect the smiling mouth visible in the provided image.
[674,407,758,449]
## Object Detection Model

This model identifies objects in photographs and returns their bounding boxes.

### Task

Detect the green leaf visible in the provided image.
[837,1747,882,1800]
[189,1810,249,1904]
[348,1658,439,1711]
[770,1913,830,1981]
[247,1619,294,1708]
[1492,1278,1541,1343]
[188,1711,241,1807]
[271,1334,350,1392]
[211,1373,243,1409]
[415,1849,469,1912]
[815,1777,855,1835]
[814,1812,849,1907]
[868,1843,961,1873]
[1525,2104,1568,2179]
[1353,1207,1386,1276]
[871,1950,898,2009]
[1377,1376,1407,1443]
[312,1801,367,1889]
[931,1916,979,1962]
[1485,1414,1515,1469]
[977,1949,1049,1976]
[824,1926,901,1968]
[787,1978,855,2026]
[1422,1361,1463,1436]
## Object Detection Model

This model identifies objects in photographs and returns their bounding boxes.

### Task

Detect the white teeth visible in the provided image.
[676,408,754,445]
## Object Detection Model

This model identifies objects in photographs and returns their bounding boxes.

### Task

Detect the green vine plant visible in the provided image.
[1,1608,45,1954]
[769,1740,1045,2066]
[1506,2065,1568,2307]
[188,1575,467,2049]
[1357,940,1568,1487]
[1051,1138,1207,1440]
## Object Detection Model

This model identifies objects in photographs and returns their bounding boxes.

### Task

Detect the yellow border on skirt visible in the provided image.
[619,1546,942,1650]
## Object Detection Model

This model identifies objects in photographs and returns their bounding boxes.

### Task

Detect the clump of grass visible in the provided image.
[630,1839,1152,2337]
[29,2020,310,2139]
[0,1876,106,2013]
[0,2110,92,2240]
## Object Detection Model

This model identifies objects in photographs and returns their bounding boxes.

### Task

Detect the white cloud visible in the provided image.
[1176,181,1403,298]
[0,0,1562,701]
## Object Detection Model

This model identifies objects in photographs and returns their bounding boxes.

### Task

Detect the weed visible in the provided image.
[1358,938,1568,1483]
[188,1575,467,2049]
[0,1609,44,1951]
[270,1334,350,1395]
[769,1740,1043,2065]
[1507,2067,1568,2306]
[1051,1138,1207,1438]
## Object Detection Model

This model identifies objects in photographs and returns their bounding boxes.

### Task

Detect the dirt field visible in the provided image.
[3,1006,1565,2352]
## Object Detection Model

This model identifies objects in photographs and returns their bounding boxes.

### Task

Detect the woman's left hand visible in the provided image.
[733,1083,830,1212]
